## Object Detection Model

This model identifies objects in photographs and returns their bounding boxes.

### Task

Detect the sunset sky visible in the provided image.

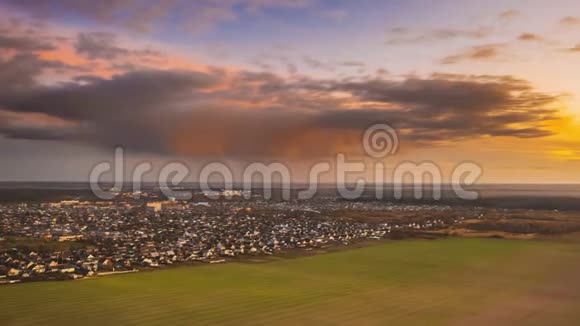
[0,0,580,183]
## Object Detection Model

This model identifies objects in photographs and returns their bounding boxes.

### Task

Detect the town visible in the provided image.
[0,192,463,284]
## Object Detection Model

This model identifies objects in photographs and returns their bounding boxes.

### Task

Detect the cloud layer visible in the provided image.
[0,64,562,159]
[0,1,573,165]
[5,0,315,33]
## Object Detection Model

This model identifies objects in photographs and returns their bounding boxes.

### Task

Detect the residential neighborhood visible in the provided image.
[0,194,459,283]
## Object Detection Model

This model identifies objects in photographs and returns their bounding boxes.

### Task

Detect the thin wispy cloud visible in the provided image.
[440,44,506,64]
[517,33,544,42]
[559,16,580,25]
[387,27,492,45]
[498,9,521,22]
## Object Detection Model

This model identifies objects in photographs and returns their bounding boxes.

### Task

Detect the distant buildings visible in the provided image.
[146,201,185,212]
[0,195,458,283]
[145,202,162,212]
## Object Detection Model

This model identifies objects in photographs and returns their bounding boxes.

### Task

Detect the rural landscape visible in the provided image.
[2,0,580,324]
[2,234,580,325]
[2,185,580,325]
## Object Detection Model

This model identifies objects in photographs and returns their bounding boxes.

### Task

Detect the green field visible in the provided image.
[2,238,580,325]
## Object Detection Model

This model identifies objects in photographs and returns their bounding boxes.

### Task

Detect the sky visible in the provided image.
[0,0,580,183]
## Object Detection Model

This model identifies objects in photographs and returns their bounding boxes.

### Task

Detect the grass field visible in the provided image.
[2,238,580,325]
